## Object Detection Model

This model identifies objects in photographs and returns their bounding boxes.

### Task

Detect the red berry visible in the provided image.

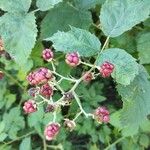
[42,48,54,62]
[94,106,110,123]
[65,52,80,67]
[64,119,76,131]
[44,123,60,141]
[82,72,93,82]
[27,68,53,85]
[0,71,4,80]
[40,83,53,98]
[23,100,37,114]
[99,61,114,78]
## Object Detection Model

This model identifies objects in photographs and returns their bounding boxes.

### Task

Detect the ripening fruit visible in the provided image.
[23,100,37,114]
[99,61,114,78]
[82,72,94,82]
[94,106,110,123]
[27,68,53,85]
[42,48,54,62]
[44,123,60,141]
[40,83,53,98]
[65,52,80,67]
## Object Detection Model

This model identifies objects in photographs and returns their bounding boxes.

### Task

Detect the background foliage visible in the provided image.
[0,0,150,149]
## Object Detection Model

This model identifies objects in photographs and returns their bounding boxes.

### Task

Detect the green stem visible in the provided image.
[43,138,47,150]
[1,131,34,147]
[104,137,125,150]
[0,68,25,91]
[100,36,110,54]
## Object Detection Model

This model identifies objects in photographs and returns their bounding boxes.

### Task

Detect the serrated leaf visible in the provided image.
[100,0,150,37]
[137,32,150,64]
[0,12,37,66]
[0,133,7,142]
[46,26,101,57]
[96,48,139,85]
[0,0,31,13]
[36,0,62,11]
[73,0,105,10]
[139,134,149,148]
[117,66,150,135]
[3,107,25,139]
[41,3,92,38]
[19,137,31,150]
[0,122,5,134]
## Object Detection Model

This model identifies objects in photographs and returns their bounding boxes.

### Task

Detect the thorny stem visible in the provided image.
[47,144,64,150]
[72,91,93,118]
[52,71,76,82]
[0,68,25,91]
[104,137,125,150]
[1,131,34,147]
[100,36,110,54]
[43,138,47,150]
[73,111,82,121]
[80,61,96,68]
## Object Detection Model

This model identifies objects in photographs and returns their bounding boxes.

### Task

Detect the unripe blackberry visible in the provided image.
[0,71,4,80]
[28,87,39,97]
[23,100,37,114]
[42,48,54,62]
[27,68,53,85]
[99,61,114,78]
[64,119,76,131]
[82,72,94,82]
[94,106,110,123]
[65,52,80,67]
[40,83,53,98]
[44,123,60,141]
[45,104,55,113]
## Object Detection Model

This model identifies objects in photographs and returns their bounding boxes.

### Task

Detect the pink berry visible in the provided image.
[82,72,93,82]
[44,123,60,141]
[94,106,110,123]
[40,83,53,98]
[99,61,114,78]
[27,68,53,85]
[0,71,4,80]
[65,52,80,67]
[42,48,54,62]
[64,119,76,131]
[23,100,37,114]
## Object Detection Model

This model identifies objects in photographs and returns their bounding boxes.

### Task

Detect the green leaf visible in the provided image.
[100,0,150,37]
[0,122,5,134]
[19,137,31,150]
[36,0,62,11]
[41,3,92,38]
[139,134,149,148]
[46,26,101,57]
[0,0,31,13]
[0,12,37,66]
[117,66,150,135]
[137,32,150,64]
[96,48,139,85]
[73,0,105,10]
[0,133,7,142]
[3,107,25,139]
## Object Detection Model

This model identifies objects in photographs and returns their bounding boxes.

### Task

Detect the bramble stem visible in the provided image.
[104,137,125,150]
[100,36,110,54]
[73,111,82,121]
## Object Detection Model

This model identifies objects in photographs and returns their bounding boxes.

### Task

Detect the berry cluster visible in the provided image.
[23,49,114,141]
